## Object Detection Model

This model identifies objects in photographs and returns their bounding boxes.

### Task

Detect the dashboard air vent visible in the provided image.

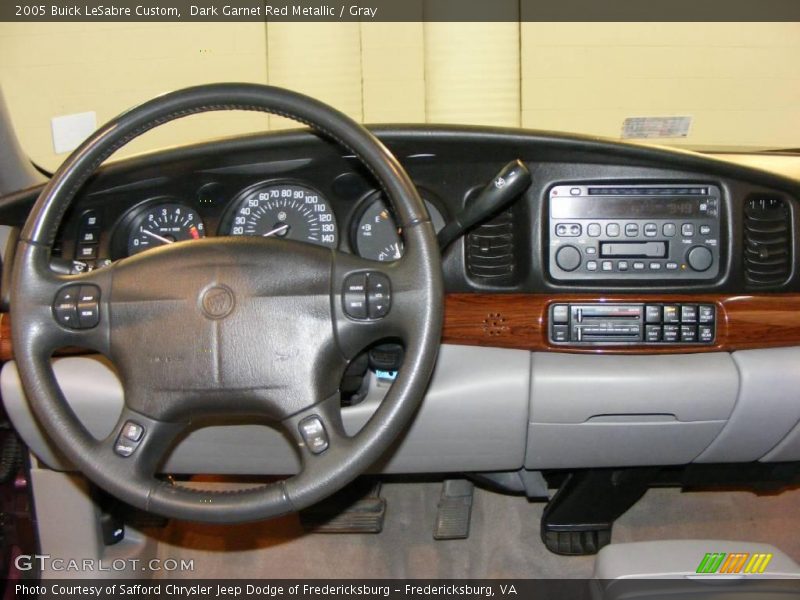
[466,209,515,281]
[743,197,792,287]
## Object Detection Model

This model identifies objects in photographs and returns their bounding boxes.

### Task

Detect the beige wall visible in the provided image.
[0,22,798,171]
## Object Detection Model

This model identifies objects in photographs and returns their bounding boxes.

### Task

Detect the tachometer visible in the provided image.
[127,202,205,256]
[355,195,446,261]
[227,182,338,248]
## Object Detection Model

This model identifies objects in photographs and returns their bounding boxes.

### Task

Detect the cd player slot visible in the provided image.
[600,241,668,258]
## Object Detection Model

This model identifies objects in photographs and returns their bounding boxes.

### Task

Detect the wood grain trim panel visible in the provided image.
[443,293,800,354]
[2,293,799,361]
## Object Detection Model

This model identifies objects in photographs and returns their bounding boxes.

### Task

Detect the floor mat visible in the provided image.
[147,482,800,579]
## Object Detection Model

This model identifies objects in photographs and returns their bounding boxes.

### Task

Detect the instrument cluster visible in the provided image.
[109,180,446,264]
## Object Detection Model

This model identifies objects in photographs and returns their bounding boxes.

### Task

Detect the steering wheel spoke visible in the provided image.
[95,405,188,483]
[281,393,352,470]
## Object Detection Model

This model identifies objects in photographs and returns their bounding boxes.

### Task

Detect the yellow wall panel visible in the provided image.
[360,22,426,123]
[0,23,269,170]
[521,23,800,149]
[266,22,363,130]
[424,22,521,127]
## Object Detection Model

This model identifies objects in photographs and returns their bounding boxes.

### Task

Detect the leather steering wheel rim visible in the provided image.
[10,83,443,523]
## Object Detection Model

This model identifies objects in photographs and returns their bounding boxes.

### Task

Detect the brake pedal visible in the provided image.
[433,479,474,540]
[299,479,385,533]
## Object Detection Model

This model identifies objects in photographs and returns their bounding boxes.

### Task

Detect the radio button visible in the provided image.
[632,261,645,270]
[645,325,662,342]
[586,260,598,271]
[556,245,582,271]
[687,245,713,272]
[644,223,658,237]
[585,246,597,255]
[601,261,613,271]
[587,223,601,237]
[625,223,639,237]
[699,325,715,343]
[666,261,679,270]
[649,262,662,270]
[663,223,677,237]
[569,224,581,236]
[663,324,680,342]
[700,225,712,235]
[681,223,695,237]
[663,305,680,323]
[645,305,662,323]
[606,223,620,237]
[699,305,715,323]
[618,261,629,271]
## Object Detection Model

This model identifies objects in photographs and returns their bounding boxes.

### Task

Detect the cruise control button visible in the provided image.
[343,273,368,319]
[367,272,392,319]
[114,441,137,458]
[122,421,144,442]
[298,416,329,455]
[77,285,101,329]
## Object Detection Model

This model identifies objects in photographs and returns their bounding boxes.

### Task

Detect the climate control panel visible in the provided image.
[549,302,716,346]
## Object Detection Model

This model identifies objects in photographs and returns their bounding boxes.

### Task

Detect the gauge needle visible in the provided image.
[262,224,289,238]
[141,229,174,245]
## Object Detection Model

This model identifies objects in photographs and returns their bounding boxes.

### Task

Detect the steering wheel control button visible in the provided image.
[298,416,329,455]
[343,273,368,319]
[122,421,144,442]
[77,285,101,328]
[367,272,392,319]
[53,287,80,328]
[555,245,581,272]
[343,272,392,320]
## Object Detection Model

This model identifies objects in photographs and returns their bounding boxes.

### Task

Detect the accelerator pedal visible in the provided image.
[300,478,385,533]
[433,479,474,540]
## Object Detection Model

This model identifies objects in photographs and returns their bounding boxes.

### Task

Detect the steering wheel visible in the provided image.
[10,84,443,523]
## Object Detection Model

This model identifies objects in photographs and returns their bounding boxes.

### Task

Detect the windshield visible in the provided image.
[0,21,798,171]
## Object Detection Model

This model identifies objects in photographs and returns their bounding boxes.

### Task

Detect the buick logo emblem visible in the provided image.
[200,285,235,319]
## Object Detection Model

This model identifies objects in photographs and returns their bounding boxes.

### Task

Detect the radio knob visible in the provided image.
[687,245,713,272]
[556,245,582,272]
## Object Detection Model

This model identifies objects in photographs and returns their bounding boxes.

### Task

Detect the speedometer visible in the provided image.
[226,182,338,248]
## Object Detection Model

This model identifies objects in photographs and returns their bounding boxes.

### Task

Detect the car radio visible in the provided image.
[548,184,722,281]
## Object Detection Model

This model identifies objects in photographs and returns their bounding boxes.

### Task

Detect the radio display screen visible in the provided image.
[551,196,707,219]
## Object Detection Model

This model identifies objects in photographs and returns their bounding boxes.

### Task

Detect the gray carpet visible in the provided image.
[148,481,800,579]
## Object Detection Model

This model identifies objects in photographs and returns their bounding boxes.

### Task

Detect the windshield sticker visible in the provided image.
[622,116,692,139]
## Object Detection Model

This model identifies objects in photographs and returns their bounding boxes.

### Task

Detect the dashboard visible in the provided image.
[3,126,800,477]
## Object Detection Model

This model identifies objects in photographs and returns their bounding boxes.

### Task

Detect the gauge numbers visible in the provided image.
[228,183,338,248]
[127,202,205,256]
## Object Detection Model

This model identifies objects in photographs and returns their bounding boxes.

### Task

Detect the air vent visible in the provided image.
[743,196,792,287]
[465,209,515,281]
